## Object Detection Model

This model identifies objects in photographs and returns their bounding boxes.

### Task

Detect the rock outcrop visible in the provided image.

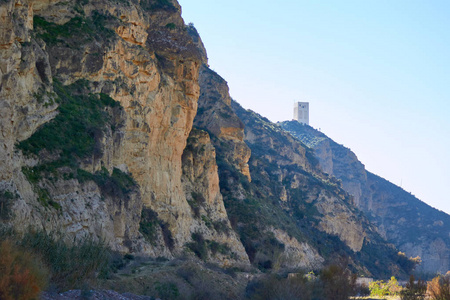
[194,66,251,181]
[181,128,249,264]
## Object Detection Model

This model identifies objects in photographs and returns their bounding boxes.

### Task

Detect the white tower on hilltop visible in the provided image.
[293,102,309,125]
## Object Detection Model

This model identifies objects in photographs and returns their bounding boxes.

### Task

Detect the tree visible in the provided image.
[400,275,427,300]
[321,264,356,300]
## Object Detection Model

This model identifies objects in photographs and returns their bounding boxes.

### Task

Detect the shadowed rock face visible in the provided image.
[280,120,450,274]
[194,65,251,181]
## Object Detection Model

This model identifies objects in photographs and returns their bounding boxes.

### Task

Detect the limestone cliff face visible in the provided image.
[280,120,450,274]
[192,67,327,272]
[181,128,249,264]
[0,0,248,262]
[190,58,414,275]
[0,0,58,182]
[271,228,324,270]
[194,66,251,181]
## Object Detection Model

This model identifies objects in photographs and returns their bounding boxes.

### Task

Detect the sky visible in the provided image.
[177,0,450,215]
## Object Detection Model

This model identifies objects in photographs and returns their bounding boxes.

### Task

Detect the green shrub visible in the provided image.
[187,200,200,218]
[18,79,119,165]
[165,23,176,30]
[208,241,230,256]
[154,281,179,299]
[18,80,125,208]
[369,280,389,297]
[369,277,401,297]
[37,188,61,210]
[187,232,208,260]
[187,192,205,218]
[160,222,174,251]
[33,11,115,45]
[212,219,230,235]
[201,215,212,228]
[21,167,41,184]
[141,0,176,11]
[139,208,159,245]
[79,167,137,198]
[246,273,313,300]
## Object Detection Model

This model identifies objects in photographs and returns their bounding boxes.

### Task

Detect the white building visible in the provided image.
[293,102,309,125]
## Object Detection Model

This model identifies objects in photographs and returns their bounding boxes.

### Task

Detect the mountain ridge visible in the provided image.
[280,120,450,275]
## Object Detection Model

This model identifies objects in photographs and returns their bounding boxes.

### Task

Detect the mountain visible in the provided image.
[0,0,420,293]
[0,0,247,265]
[280,120,450,275]
[191,58,414,277]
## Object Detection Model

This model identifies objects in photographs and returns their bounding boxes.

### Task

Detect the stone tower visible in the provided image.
[293,102,309,125]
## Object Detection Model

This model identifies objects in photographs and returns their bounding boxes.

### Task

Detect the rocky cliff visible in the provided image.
[0,0,417,284]
[280,120,450,274]
[0,0,246,264]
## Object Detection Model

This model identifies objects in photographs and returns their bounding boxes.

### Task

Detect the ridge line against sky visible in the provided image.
[178,0,450,215]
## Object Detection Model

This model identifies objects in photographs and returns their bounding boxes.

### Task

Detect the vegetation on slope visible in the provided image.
[0,227,115,293]
[18,79,119,163]
[280,120,450,275]
[16,79,132,210]
[227,101,415,278]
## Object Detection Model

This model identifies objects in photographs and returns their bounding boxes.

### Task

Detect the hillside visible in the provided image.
[191,58,415,277]
[0,0,420,295]
[280,120,450,275]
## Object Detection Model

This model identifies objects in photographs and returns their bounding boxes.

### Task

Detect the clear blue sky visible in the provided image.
[178,0,450,215]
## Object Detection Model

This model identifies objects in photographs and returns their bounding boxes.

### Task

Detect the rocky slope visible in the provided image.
[191,55,415,276]
[280,120,450,275]
[0,0,418,288]
[228,103,414,277]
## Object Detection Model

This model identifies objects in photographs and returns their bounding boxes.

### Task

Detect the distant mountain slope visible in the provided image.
[193,65,416,277]
[280,120,450,274]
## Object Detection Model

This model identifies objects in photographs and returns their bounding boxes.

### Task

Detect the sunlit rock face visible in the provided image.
[0,0,249,264]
